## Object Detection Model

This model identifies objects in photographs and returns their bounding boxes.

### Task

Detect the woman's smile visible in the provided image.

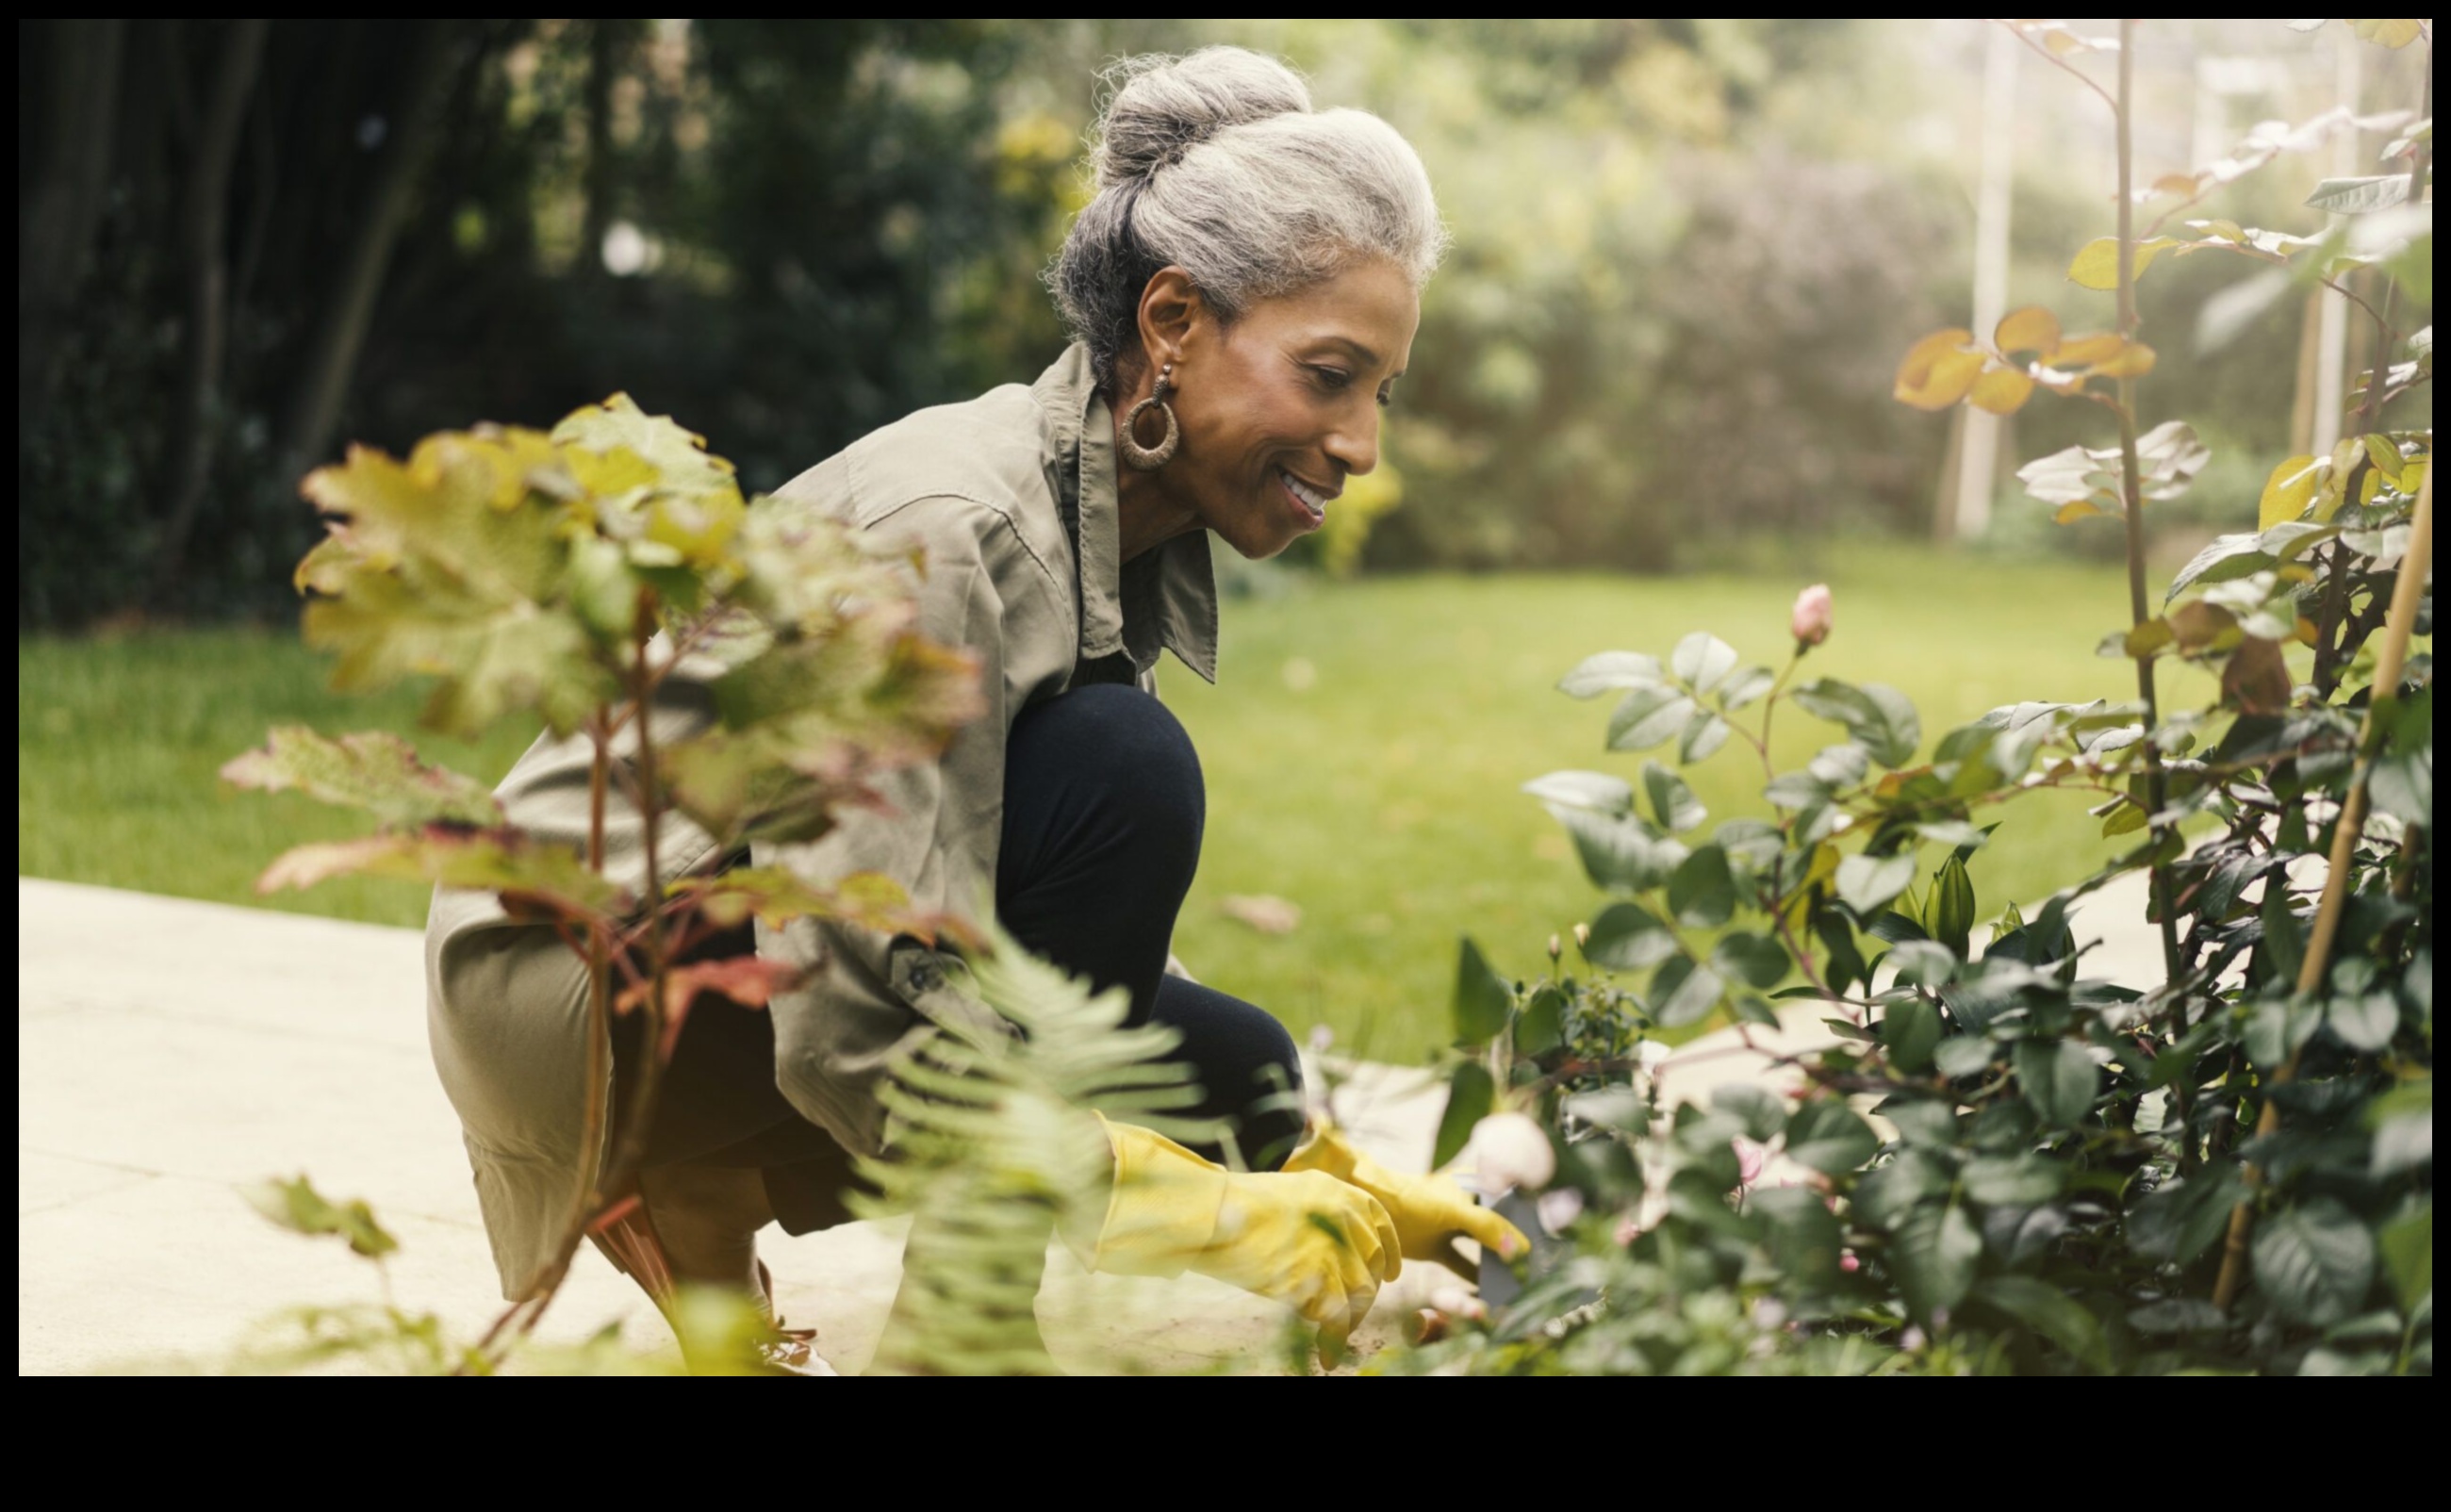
[1278,468,1332,529]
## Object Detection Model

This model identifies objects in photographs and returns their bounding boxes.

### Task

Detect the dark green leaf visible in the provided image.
[2130,1167,2248,1263]
[1883,1097,1958,1148]
[1514,984,1566,1058]
[1791,678,1921,767]
[2378,1202,2431,1314]
[1718,665,1777,712]
[1650,958,1726,1028]
[1884,940,1956,987]
[1431,1060,1495,1171]
[1890,1202,1982,1323]
[1583,901,1680,971]
[1752,1184,1843,1290]
[1678,708,1734,764]
[1548,806,1686,894]
[1668,845,1737,928]
[1607,686,1695,751]
[2166,532,2277,601]
[1785,1100,1878,1175]
[1711,1083,1787,1142]
[1563,1085,1648,1135]
[1933,1035,1996,1080]
[1880,995,1943,1073]
[2252,1197,2377,1326]
[1453,937,1512,1044]
[1709,930,1789,990]
[1853,1151,1950,1228]
[2262,885,2306,986]
[1972,1275,2109,1372]
[1962,1155,2065,1207]
[1641,761,1706,833]
[2015,1039,2099,1128]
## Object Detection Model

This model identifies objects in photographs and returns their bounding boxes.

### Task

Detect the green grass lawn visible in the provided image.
[19,543,2153,1062]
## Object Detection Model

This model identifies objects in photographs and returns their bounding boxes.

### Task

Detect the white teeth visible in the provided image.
[1282,470,1327,515]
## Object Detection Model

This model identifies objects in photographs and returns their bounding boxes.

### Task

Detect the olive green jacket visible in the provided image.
[424,345,1220,1298]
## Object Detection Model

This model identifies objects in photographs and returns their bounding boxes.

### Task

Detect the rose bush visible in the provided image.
[1390,17,2431,1378]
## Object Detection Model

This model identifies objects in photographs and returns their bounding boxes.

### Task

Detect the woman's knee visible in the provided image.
[1018,683,1204,835]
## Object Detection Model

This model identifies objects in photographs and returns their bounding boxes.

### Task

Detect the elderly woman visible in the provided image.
[427,45,1522,1371]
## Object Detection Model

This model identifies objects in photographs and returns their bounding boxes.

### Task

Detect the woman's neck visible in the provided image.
[1111,415,1202,564]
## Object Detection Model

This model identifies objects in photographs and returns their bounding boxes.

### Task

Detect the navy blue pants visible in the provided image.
[620,682,1305,1233]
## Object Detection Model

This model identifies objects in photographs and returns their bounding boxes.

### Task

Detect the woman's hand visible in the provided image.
[1284,1122,1529,1279]
[1093,1116,1401,1348]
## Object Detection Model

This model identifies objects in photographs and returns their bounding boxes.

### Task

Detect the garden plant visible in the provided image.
[1386,17,2431,1375]
[222,396,1223,1373]
[223,17,2429,1375]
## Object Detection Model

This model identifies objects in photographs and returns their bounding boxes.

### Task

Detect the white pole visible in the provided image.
[2311,32,2361,456]
[1955,21,2018,539]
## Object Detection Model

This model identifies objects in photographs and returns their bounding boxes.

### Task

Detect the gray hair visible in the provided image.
[1047,47,1445,390]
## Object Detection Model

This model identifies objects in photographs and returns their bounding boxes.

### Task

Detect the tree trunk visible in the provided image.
[155,19,270,602]
[19,20,129,421]
[275,21,460,486]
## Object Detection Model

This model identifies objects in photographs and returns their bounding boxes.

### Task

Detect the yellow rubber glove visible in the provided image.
[1283,1121,1530,1279]
[1093,1115,1402,1349]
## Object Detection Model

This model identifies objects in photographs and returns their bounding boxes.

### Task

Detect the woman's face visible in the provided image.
[1149,257,1421,561]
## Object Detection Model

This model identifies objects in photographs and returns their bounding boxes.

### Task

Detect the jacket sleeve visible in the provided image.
[755,496,1069,1157]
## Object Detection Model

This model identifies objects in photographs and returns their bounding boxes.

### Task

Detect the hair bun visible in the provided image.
[1090,47,1311,189]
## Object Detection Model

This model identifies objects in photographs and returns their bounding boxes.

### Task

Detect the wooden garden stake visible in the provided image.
[2212,462,2433,1312]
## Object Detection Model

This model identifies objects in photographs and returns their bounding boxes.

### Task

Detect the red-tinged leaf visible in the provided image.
[2223,635,2295,715]
[613,956,803,1060]
[255,826,624,916]
[222,726,502,829]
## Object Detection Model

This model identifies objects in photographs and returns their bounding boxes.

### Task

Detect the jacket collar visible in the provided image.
[1033,344,1220,683]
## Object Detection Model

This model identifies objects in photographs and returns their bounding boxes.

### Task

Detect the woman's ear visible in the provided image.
[1133,266,1205,378]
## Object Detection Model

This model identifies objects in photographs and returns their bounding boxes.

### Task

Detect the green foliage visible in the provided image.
[1396,19,2431,1375]
[222,395,987,1370]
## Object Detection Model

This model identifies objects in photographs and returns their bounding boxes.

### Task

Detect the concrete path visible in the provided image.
[17,871,2162,1374]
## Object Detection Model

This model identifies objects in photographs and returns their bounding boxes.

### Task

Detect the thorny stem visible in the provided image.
[2113,22,2187,1008]
[469,606,684,1371]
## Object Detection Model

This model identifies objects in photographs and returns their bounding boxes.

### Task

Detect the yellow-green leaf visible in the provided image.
[2259,453,2323,529]
[2055,500,2111,526]
[2067,236,2180,290]
[1894,328,1985,411]
[1968,366,2037,415]
[2350,18,2424,47]
[2084,339,2157,379]
[2361,434,2406,485]
[2049,333,2127,368]
[1995,305,2062,356]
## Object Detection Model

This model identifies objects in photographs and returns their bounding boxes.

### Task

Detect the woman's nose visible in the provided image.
[1324,409,1379,478]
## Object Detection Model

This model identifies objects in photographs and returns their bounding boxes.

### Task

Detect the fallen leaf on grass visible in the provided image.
[1220,894,1303,935]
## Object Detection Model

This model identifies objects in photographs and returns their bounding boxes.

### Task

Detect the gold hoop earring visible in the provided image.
[1119,361,1179,471]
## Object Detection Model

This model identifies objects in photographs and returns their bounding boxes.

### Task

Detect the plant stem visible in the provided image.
[2112,20,2186,1006]
[2212,462,2434,1311]
[577,721,613,1218]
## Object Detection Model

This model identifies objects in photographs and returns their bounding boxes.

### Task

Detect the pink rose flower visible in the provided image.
[1733,1136,1768,1190]
[1791,583,1834,648]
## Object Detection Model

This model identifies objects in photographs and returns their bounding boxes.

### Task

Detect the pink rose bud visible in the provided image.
[1840,1249,1861,1273]
[1791,583,1834,648]
[1733,1137,1768,1189]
